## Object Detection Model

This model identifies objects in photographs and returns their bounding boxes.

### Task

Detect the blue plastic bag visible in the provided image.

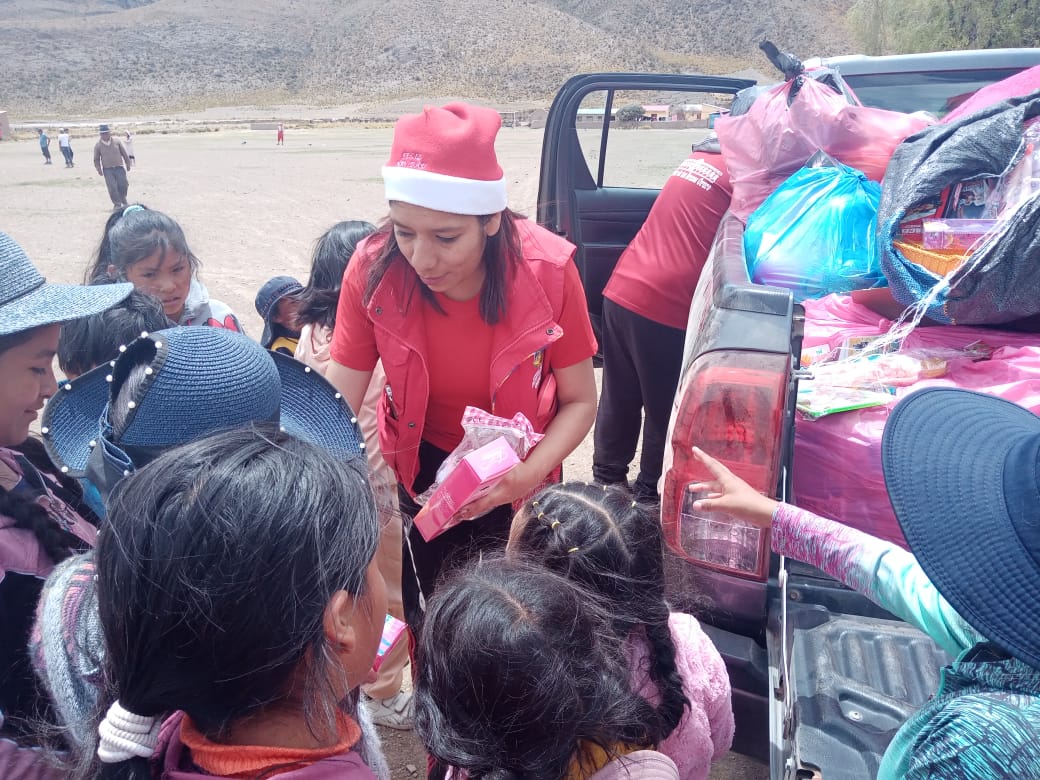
[745,156,885,302]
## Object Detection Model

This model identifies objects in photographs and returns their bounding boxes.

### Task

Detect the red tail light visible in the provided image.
[662,350,788,580]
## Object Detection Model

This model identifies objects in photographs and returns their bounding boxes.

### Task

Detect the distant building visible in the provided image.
[674,103,726,121]
[0,111,9,141]
[641,104,671,121]
[576,106,617,125]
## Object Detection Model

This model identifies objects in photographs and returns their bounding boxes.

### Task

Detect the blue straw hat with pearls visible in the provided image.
[41,327,364,496]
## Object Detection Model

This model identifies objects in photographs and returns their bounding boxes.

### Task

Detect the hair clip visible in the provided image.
[631,500,637,507]
[567,546,580,554]
[537,511,545,519]
[550,520,561,529]
[532,500,539,507]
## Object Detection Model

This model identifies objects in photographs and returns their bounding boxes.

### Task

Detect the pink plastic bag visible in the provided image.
[716,75,932,220]
[794,294,1040,547]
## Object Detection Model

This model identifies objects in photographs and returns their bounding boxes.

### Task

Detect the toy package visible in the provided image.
[372,615,408,672]
[413,436,521,542]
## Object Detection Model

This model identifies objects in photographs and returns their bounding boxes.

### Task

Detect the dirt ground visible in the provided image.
[0,126,766,780]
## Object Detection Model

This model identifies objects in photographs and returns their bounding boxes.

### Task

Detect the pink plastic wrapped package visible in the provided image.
[794,294,1040,547]
[716,75,932,220]
[413,436,521,542]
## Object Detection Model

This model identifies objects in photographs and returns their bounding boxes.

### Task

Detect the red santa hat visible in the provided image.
[382,103,507,216]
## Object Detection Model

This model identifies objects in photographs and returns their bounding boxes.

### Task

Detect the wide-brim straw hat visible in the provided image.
[882,387,1040,670]
[0,232,133,337]
[42,327,364,485]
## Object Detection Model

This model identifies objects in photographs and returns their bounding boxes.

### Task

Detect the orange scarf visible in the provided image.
[179,712,362,778]
[564,742,644,780]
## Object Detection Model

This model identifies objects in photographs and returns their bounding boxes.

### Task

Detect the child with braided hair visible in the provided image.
[506,483,734,780]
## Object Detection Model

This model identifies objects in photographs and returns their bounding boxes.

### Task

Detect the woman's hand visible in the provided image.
[689,447,778,529]
[458,460,542,519]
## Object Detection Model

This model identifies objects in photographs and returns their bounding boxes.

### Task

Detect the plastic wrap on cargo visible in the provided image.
[879,90,1040,324]
[744,155,885,301]
[793,294,1040,547]
[716,75,931,220]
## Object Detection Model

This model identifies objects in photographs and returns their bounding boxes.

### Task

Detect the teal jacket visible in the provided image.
[773,504,1040,779]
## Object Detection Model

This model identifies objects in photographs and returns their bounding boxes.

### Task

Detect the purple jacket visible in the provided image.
[154,712,378,779]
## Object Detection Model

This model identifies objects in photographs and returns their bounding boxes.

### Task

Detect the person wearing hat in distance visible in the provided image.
[0,231,133,778]
[92,125,132,209]
[255,275,304,355]
[690,387,1040,779]
[30,325,392,775]
[325,103,598,630]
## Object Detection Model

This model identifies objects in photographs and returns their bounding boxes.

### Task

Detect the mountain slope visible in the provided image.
[0,0,855,116]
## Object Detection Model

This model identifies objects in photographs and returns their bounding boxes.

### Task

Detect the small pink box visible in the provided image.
[372,615,408,672]
[413,436,520,542]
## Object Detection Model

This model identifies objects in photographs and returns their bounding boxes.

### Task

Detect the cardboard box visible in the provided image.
[413,436,520,542]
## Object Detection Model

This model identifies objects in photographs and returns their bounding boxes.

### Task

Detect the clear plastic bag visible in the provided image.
[745,154,885,301]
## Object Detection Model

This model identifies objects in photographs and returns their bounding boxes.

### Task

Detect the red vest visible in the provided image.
[366,219,574,494]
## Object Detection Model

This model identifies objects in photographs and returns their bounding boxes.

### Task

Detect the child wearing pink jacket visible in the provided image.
[506,482,734,779]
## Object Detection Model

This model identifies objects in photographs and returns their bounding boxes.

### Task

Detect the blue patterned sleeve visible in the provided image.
[772,503,983,657]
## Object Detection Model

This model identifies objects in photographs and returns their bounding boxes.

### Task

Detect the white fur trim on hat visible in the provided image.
[382,165,507,216]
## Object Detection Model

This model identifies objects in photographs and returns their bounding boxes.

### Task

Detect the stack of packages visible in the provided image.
[716,45,1040,545]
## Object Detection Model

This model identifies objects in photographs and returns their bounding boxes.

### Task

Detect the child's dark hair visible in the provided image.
[95,426,379,780]
[414,557,659,779]
[85,205,199,284]
[509,483,690,741]
[296,220,377,331]
[57,288,171,378]
[363,208,524,326]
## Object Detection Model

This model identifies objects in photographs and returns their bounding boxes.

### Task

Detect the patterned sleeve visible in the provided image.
[771,503,983,657]
[904,693,1040,779]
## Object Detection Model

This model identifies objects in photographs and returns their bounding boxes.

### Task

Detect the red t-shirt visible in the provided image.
[331,244,596,452]
[603,152,732,330]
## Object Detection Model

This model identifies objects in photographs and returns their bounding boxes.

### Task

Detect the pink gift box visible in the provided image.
[413,436,520,542]
[372,615,408,672]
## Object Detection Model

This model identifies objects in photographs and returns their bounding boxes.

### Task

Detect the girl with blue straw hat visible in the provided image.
[0,231,132,778]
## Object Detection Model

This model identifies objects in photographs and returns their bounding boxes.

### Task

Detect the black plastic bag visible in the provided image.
[879,90,1040,324]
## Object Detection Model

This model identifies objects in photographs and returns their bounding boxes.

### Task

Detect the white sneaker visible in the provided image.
[364,689,413,730]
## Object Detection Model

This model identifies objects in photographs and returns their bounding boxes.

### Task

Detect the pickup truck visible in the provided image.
[536,48,1040,778]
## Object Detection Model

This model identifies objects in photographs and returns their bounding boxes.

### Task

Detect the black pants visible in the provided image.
[592,297,685,502]
[398,440,513,630]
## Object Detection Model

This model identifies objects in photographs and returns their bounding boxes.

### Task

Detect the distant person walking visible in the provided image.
[276,122,285,145]
[124,130,136,165]
[58,127,74,167]
[93,124,132,209]
[38,128,52,164]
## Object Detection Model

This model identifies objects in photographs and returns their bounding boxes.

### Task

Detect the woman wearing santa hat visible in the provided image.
[327,103,598,629]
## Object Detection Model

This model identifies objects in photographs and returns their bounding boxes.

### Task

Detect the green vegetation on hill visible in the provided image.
[849,0,1040,54]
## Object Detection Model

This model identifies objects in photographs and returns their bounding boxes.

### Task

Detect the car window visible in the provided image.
[575,89,727,189]
[843,68,1024,116]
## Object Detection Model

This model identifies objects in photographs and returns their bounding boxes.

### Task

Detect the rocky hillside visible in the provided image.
[1,0,855,116]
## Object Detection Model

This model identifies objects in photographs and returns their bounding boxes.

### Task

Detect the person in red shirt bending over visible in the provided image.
[593,147,732,504]
[326,103,598,631]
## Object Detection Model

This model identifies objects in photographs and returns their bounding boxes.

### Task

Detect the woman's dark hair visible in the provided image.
[0,328,95,564]
[414,558,658,779]
[95,426,379,780]
[57,289,172,378]
[85,205,200,284]
[363,208,524,326]
[509,483,690,741]
[296,220,377,331]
